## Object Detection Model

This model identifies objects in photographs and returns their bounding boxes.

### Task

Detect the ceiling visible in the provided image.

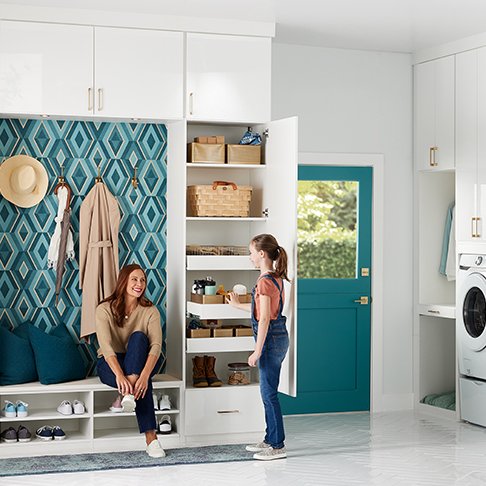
[4,0,486,53]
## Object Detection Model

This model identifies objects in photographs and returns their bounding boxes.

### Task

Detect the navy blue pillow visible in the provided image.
[28,323,86,385]
[0,324,38,385]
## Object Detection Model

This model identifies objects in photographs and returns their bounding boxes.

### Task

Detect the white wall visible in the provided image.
[272,43,414,410]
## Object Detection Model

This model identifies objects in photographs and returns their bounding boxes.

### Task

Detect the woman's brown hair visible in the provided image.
[100,264,153,328]
[251,234,289,281]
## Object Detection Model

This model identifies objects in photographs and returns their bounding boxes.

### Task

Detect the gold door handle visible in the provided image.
[428,146,438,166]
[354,296,369,305]
[472,217,476,237]
[477,217,482,238]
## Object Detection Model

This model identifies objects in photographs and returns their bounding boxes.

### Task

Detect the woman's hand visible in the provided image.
[248,351,261,367]
[226,291,241,307]
[115,374,133,396]
[134,374,150,400]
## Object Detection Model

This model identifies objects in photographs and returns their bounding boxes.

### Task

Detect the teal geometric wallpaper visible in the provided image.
[0,118,167,376]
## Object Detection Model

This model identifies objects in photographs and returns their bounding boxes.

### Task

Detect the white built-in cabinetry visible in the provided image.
[414,56,455,171]
[186,33,271,123]
[414,56,457,419]
[0,21,184,119]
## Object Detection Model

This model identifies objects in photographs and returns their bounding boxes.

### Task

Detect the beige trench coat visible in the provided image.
[79,182,120,339]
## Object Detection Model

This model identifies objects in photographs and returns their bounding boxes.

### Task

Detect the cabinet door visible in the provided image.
[477,48,486,241]
[414,57,455,171]
[253,117,298,397]
[95,27,183,119]
[0,21,93,116]
[186,33,271,123]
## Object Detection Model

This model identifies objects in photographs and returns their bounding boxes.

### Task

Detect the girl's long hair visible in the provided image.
[100,264,153,328]
[251,234,289,281]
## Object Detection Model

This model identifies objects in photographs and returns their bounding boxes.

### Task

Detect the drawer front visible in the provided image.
[460,377,486,426]
[185,386,264,436]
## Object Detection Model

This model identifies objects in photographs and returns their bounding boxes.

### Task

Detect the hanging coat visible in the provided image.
[79,182,120,339]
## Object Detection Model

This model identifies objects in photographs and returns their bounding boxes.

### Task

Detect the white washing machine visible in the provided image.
[458,253,486,426]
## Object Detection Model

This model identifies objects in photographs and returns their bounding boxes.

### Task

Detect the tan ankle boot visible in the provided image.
[204,355,223,387]
[192,356,208,387]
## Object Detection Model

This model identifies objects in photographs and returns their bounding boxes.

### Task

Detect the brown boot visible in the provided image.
[192,356,208,387]
[204,355,223,387]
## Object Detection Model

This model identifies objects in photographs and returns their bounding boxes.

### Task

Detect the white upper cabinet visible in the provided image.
[94,27,183,119]
[0,21,93,117]
[186,33,271,123]
[414,56,455,171]
[456,48,486,243]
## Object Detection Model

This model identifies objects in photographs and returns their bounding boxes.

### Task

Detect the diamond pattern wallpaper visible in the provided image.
[0,118,167,376]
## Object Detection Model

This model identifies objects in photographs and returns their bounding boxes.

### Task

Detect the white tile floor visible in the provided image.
[4,411,486,486]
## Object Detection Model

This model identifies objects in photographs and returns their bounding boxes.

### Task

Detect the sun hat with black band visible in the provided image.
[0,155,48,208]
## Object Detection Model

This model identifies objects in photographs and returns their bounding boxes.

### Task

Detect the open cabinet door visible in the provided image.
[253,116,298,397]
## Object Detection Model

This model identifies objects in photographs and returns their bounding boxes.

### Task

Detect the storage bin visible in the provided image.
[187,328,211,338]
[227,362,251,385]
[212,328,233,338]
[190,294,224,304]
[226,144,261,165]
[234,327,253,337]
[187,142,225,164]
[187,181,252,217]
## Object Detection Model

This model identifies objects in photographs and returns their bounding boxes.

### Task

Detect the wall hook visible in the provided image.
[132,166,138,189]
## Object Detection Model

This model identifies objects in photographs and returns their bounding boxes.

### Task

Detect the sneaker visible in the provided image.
[53,425,66,440]
[146,438,166,458]
[36,425,53,441]
[16,401,29,418]
[73,400,85,415]
[158,415,172,434]
[2,400,16,418]
[153,393,159,410]
[1,427,17,443]
[246,441,271,452]
[121,394,136,413]
[57,400,73,415]
[17,425,32,443]
[253,446,287,461]
[109,395,123,413]
[159,395,171,411]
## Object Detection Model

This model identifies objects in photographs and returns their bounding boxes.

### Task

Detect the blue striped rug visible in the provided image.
[0,443,254,477]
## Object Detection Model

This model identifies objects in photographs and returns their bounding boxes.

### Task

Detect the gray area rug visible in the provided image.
[0,443,254,477]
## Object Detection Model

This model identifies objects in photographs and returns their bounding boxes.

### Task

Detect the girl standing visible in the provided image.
[227,234,290,461]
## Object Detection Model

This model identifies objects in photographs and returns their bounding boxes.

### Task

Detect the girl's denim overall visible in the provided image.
[251,274,289,449]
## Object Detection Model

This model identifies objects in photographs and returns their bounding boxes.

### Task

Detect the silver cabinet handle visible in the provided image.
[189,92,194,115]
[217,410,240,414]
[88,87,93,111]
[98,88,103,111]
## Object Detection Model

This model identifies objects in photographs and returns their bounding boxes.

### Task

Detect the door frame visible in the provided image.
[299,152,384,413]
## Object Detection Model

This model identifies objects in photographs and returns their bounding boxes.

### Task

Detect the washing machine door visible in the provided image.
[459,272,486,351]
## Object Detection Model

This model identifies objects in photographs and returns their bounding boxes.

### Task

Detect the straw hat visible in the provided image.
[0,155,49,208]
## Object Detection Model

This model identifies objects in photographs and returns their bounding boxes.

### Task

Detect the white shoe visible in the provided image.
[57,400,73,415]
[158,415,172,434]
[246,441,271,452]
[153,393,159,410]
[73,400,85,415]
[159,395,171,411]
[253,446,287,461]
[15,400,29,418]
[121,394,136,413]
[146,438,166,458]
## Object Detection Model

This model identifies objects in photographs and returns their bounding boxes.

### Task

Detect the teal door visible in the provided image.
[280,166,372,414]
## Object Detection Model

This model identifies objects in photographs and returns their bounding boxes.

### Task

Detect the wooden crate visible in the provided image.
[234,327,253,337]
[187,142,225,163]
[190,294,225,304]
[187,328,211,338]
[226,144,261,165]
[187,182,252,217]
[212,328,233,338]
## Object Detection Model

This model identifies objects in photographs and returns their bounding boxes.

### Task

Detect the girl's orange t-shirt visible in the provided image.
[253,275,284,321]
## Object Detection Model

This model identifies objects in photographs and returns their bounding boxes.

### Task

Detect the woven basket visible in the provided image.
[187,181,252,217]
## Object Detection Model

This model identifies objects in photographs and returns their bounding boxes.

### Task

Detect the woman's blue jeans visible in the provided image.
[97,331,161,433]
[258,323,289,449]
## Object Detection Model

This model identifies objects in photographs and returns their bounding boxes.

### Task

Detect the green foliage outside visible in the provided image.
[298,180,357,279]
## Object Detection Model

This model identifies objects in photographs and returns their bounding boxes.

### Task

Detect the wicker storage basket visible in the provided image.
[187,181,252,217]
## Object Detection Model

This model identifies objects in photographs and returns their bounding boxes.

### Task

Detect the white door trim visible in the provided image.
[299,152,384,413]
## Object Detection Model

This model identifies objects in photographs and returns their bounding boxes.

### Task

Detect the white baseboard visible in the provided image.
[373,393,414,412]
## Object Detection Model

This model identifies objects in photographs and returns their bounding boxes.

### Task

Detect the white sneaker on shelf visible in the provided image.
[73,400,85,414]
[159,395,171,411]
[121,394,136,413]
[15,400,29,418]
[146,438,166,458]
[57,400,73,415]
[153,393,159,410]
[158,415,172,434]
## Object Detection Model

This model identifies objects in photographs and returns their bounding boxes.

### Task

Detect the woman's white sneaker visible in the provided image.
[253,446,287,460]
[146,438,166,458]
[121,394,136,413]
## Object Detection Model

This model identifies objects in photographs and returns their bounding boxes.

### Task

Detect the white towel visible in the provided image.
[445,206,456,281]
[47,186,75,268]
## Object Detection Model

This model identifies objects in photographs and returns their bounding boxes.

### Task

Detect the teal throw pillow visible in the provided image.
[0,324,38,385]
[28,323,86,385]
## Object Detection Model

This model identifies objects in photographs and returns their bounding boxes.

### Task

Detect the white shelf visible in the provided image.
[94,428,180,440]
[418,304,456,319]
[187,301,251,319]
[186,255,256,270]
[416,402,456,420]
[186,336,254,353]
[187,217,266,222]
[187,163,265,169]
[94,409,180,418]
[0,411,90,422]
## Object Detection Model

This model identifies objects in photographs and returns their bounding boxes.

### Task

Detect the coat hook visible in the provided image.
[132,166,138,189]
[95,164,102,183]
